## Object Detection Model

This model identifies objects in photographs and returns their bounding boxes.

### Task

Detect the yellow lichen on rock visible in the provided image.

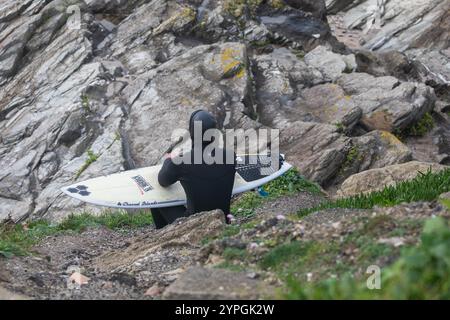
[223,0,264,17]
[221,47,246,79]
[268,0,285,9]
[152,6,196,36]
[379,130,403,146]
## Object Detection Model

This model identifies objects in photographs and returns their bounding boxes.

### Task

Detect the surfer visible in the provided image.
[151,110,236,229]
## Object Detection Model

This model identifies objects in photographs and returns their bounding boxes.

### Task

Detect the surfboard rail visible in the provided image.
[61,155,293,209]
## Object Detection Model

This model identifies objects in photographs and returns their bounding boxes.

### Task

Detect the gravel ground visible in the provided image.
[2,191,445,300]
[0,192,324,300]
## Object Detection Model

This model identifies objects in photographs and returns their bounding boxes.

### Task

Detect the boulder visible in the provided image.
[338,161,448,197]
[257,1,345,52]
[304,45,356,82]
[162,267,273,300]
[254,47,359,129]
[406,49,450,90]
[122,42,256,167]
[327,0,450,52]
[0,286,30,300]
[337,72,436,132]
[95,210,226,273]
[281,121,351,185]
[335,130,412,185]
[291,83,362,130]
[283,0,328,20]
[108,0,196,74]
[354,50,413,81]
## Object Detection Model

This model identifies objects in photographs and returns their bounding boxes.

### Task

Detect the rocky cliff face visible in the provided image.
[0,0,449,222]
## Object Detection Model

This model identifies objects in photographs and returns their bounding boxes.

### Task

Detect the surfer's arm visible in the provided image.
[158,158,180,187]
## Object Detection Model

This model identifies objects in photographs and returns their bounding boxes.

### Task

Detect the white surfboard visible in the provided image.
[61,154,292,209]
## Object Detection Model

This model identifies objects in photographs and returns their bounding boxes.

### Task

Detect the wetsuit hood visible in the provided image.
[189,110,217,148]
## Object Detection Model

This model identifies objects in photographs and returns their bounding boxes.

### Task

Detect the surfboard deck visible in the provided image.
[61,154,292,209]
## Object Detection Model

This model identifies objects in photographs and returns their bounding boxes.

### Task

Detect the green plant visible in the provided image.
[224,0,263,17]
[75,149,99,179]
[334,122,345,132]
[223,247,247,261]
[283,217,450,299]
[341,146,360,170]
[81,94,91,112]
[395,112,434,139]
[291,49,306,60]
[0,210,154,258]
[298,168,450,217]
[232,169,322,218]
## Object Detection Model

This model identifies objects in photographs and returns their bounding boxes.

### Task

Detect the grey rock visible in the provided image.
[0,0,34,23]
[0,285,30,300]
[284,0,328,20]
[96,210,226,273]
[123,42,255,167]
[291,83,362,130]
[338,161,448,197]
[337,72,436,132]
[407,49,450,87]
[327,0,450,52]
[0,0,447,222]
[162,267,273,300]
[108,0,195,74]
[304,45,356,81]
[335,130,412,185]
[354,50,413,80]
[281,121,351,185]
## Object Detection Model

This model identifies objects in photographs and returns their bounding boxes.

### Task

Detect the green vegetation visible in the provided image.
[292,49,306,60]
[81,94,91,112]
[283,217,450,299]
[251,39,272,48]
[0,210,154,258]
[334,122,344,132]
[299,168,450,217]
[114,130,121,141]
[224,0,261,17]
[259,215,401,282]
[339,145,362,173]
[0,220,60,258]
[223,247,247,261]
[232,169,322,218]
[75,149,99,179]
[268,0,286,9]
[395,112,434,139]
[440,198,450,210]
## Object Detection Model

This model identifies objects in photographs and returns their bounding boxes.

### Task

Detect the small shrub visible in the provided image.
[395,112,434,139]
[283,217,450,299]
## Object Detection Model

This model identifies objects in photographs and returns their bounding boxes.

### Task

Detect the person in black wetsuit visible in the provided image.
[151,110,236,229]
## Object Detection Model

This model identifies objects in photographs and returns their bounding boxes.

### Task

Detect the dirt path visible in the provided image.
[0,192,325,300]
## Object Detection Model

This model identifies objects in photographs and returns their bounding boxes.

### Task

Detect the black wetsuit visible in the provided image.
[151,110,236,229]
[151,149,236,229]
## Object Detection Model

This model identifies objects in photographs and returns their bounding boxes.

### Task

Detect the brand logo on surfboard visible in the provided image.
[67,185,91,197]
[117,201,158,207]
[131,175,153,194]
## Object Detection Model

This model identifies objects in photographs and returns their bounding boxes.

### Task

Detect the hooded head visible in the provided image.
[189,110,217,148]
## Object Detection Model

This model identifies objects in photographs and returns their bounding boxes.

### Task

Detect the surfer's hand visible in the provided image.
[164,153,173,159]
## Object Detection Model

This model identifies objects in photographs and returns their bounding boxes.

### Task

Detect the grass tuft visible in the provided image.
[298,168,450,217]
[0,210,154,258]
[232,169,322,218]
[283,217,450,299]
[395,112,434,139]
[75,149,99,179]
